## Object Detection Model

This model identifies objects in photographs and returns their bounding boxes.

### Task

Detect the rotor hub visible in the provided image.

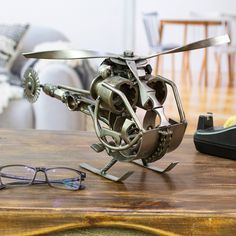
[123,50,134,57]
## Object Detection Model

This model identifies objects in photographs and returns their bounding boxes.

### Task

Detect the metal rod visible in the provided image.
[58,85,90,95]
[101,159,118,174]
[160,76,186,122]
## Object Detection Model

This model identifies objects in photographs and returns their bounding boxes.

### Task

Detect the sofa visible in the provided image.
[0,25,89,131]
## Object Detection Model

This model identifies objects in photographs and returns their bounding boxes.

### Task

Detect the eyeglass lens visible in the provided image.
[46,168,82,190]
[0,166,35,186]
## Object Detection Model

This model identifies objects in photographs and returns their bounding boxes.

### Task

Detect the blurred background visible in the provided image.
[0,0,235,134]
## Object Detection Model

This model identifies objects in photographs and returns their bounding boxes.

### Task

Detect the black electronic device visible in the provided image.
[194,113,236,160]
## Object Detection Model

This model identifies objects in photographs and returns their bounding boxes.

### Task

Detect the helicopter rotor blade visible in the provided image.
[143,34,230,59]
[23,49,119,60]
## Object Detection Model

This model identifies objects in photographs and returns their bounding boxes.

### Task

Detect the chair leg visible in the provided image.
[155,57,160,75]
[154,57,158,75]
[171,54,175,81]
[181,52,187,84]
[155,56,163,76]
[215,53,221,88]
[181,24,188,85]
[185,51,192,85]
[181,52,191,86]
[228,54,234,88]
[198,54,206,86]
[232,55,235,86]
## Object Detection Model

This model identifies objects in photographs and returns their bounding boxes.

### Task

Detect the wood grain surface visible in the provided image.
[0,129,235,235]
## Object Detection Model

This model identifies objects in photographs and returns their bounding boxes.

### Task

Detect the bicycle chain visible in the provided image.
[145,129,173,163]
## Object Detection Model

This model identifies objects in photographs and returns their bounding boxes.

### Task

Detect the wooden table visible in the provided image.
[159,18,225,86]
[0,129,235,235]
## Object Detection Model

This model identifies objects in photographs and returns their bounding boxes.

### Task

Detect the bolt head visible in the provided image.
[123,50,134,57]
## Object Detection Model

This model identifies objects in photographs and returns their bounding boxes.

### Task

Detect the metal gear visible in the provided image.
[23,68,41,103]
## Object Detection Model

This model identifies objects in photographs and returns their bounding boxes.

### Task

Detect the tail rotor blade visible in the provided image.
[143,34,230,59]
[23,49,119,60]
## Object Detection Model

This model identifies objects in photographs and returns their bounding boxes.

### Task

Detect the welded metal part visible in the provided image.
[126,60,161,109]
[132,160,179,173]
[91,76,138,114]
[23,68,41,103]
[22,34,229,182]
[80,162,134,182]
[147,77,167,105]
[57,85,90,95]
[91,97,143,152]
[101,83,143,130]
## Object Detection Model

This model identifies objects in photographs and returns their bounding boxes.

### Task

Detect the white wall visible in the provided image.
[134,0,236,73]
[0,0,128,53]
[135,0,236,53]
[0,0,235,72]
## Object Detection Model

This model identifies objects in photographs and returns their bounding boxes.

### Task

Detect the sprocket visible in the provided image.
[23,68,41,103]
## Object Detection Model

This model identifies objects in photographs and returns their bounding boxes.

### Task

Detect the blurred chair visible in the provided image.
[214,18,235,87]
[143,12,179,79]
[215,41,236,88]
[190,11,234,87]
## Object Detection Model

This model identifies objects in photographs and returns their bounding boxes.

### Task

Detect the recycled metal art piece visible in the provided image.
[22,35,230,182]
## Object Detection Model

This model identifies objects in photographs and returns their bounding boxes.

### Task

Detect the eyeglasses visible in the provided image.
[0,165,86,191]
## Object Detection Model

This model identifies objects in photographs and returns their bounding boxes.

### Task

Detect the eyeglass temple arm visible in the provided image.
[0,173,36,182]
[0,173,83,184]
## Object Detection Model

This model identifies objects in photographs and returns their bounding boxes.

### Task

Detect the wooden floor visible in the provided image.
[164,71,236,134]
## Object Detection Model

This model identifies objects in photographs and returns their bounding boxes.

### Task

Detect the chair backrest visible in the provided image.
[189,11,232,42]
[190,11,222,19]
[143,12,160,48]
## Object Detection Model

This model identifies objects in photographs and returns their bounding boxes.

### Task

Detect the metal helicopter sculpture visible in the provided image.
[22,34,230,182]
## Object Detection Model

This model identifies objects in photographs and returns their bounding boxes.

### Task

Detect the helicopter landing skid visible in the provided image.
[80,159,178,182]
[132,160,178,173]
[80,161,134,182]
